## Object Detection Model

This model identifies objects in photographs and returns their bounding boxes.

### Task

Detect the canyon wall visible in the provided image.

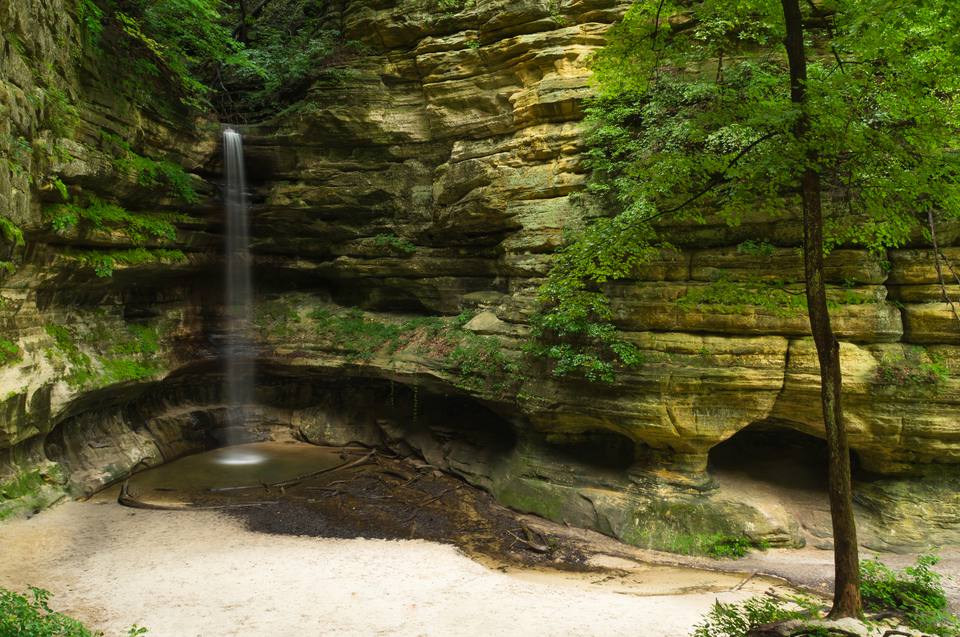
[2,0,959,552]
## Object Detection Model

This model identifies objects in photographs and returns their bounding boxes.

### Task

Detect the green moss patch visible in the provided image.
[44,322,163,389]
[0,466,66,522]
[294,305,522,395]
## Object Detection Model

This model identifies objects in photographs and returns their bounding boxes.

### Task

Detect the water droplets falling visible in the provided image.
[222,126,254,446]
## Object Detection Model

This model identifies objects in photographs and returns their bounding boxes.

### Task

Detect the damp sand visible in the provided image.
[0,494,782,637]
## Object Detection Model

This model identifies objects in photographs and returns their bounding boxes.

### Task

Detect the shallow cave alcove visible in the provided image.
[707,421,870,511]
[541,429,637,475]
[709,423,831,492]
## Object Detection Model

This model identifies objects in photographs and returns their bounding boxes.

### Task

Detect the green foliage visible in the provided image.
[100,358,159,384]
[588,0,960,253]
[0,217,25,247]
[0,587,97,636]
[736,239,776,257]
[446,332,520,393]
[304,305,522,393]
[111,324,159,355]
[533,0,960,383]
[528,205,655,382]
[69,248,186,277]
[226,0,360,112]
[678,278,807,317]
[255,299,302,338]
[860,555,960,636]
[436,0,473,12]
[45,321,162,388]
[44,324,94,388]
[101,132,198,203]
[43,87,80,138]
[0,471,47,504]
[83,0,249,109]
[0,465,67,522]
[76,0,105,43]
[0,586,149,636]
[875,347,949,388]
[309,308,403,361]
[704,535,753,559]
[49,177,69,202]
[691,593,823,637]
[0,338,22,366]
[47,196,184,244]
[373,233,417,255]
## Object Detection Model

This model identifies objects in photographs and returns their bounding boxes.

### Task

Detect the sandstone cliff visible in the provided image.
[1,0,958,553]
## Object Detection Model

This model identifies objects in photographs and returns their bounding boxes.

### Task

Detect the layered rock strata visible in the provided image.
[1,0,958,552]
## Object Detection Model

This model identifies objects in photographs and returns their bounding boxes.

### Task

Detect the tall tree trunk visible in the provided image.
[780,0,862,618]
[237,0,248,44]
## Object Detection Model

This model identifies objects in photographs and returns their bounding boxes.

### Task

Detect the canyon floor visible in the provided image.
[0,442,957,636]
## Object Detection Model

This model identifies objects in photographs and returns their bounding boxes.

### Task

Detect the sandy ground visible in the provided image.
[0,494,784,637]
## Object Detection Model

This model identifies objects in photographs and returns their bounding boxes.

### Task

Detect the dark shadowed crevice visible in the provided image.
[542,430,636,473]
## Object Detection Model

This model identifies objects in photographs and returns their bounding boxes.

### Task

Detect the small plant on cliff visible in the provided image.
[874,348,949,389]
[736,239,776,258]
[0,217,25,249]
[309,308,403,361]
[677,277,808,318]
[0,338,22,366]
[446,332,520,393]
[68,248,187,278]
[527,208,651,383]
[373,233,417,255]
[44,324,94,387]
[704,535,753,559]
[100,132,199,203]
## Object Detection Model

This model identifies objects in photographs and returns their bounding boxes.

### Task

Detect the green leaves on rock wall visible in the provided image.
[533,0,960,382]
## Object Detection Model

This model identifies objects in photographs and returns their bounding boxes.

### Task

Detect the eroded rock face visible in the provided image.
[1,0,959,552]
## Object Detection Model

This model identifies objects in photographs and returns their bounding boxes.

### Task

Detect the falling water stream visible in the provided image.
[222,127,257,461]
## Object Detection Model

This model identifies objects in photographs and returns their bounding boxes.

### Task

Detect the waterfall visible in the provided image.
[222,127,253,443]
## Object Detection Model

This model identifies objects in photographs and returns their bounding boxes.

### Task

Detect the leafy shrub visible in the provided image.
[0,587,96,636]
[44,324,94,387]
[705,536,753,559]
[0,216,25,247]
[309,308,402,361]
[691,593,822,637]
[446,332,519,393]
[0,586,148,636]
[860,554,960,636]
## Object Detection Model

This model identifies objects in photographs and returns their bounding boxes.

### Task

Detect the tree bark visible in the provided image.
[237,0,248,44]
[780,0,862,619]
